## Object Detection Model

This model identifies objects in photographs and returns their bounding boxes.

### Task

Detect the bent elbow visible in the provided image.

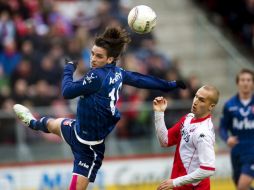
[62,89,72,99]
[63,95,70,99]
[160,141,168,147]
[209,170,215,177]
[204,169,215,179]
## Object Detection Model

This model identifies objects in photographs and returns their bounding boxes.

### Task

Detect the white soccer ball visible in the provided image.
[127,5,157,34]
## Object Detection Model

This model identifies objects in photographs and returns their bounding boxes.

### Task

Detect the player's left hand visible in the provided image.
[227,136,238,148]
[176,80,187,89]
[157,179,174,190]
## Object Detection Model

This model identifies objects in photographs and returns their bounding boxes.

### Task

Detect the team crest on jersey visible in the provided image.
[229,106,238,112]
[189,128,196,133]
[239,107,251,117]
[83,73,97,85]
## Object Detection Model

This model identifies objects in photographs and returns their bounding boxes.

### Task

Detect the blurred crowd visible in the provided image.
[0,0,202,144]
[194,0,254,50]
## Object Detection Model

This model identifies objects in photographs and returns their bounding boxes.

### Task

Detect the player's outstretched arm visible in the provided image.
[122,70,186,91]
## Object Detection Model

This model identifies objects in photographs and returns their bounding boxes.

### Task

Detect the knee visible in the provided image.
[237,184,249,190]
[237,187,246,190]
[47,118,63,134]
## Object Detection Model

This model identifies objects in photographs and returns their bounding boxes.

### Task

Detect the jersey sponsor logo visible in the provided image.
[83,73,97,85]
[109,72,122,85]
[181,127,190,142]
[233,118,254,130]
[199,133,205,138]
[78,161,89,169]
[239,107,251,117]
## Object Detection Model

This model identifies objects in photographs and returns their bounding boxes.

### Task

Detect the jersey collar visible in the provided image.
[191,114,211,123]
[236,93,254,106]
[104,62,116,68]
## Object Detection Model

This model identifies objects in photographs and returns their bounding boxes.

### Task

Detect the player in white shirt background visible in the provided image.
[153,85,220,190]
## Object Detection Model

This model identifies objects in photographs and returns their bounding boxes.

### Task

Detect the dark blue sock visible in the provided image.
[29,117,50,133]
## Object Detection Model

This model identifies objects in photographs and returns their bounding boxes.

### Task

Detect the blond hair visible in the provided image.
[202,85,220,104]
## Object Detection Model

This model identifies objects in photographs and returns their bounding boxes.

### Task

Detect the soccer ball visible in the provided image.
[127,5,157,34]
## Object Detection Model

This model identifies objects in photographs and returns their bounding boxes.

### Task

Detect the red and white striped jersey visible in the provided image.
[168,113,215,190]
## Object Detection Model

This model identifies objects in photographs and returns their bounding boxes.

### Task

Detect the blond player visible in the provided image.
[153,85,219,190]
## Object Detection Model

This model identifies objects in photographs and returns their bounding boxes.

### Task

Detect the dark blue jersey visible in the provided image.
[219,94,254,162]
[62,63,178,141]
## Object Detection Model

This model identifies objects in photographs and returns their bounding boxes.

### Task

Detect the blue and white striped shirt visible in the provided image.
[62,62,178,141]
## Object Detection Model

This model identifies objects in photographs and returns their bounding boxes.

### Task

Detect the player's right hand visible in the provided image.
[157,178,173,190]
[227,136,238,148]
[65,57,78,69]
[153,96,168,112]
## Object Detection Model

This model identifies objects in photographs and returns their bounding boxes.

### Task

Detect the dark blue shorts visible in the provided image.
[241,164,254,177]
[231,151,254,184]
[60,118,105,182]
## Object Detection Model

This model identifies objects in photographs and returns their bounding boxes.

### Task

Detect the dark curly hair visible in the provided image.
[94,27,131,60]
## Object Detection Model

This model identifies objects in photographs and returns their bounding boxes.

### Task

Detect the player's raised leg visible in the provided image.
[13,104,64,137]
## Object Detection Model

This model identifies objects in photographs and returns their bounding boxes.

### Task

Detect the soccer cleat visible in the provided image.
[13,104,36,127]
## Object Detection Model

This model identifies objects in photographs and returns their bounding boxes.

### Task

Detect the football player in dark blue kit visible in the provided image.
[220,68,254,190]
[13,27,186,190]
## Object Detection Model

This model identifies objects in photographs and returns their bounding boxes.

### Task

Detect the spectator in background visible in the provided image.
[0,97,16,144]
[20,40,43,69]
[10,58,33,87]
[31,79,58,107]
[0,64,10,107]
[117,87,151,138]
[153,85,220,190]
[11,78,29,104]
[13,12,28,41]
[0,11,15,50]
[219,68,254,190]
[35,55,62,86]
[195,0,254,50]
[47,3,73,37]
[0,39,21,76]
